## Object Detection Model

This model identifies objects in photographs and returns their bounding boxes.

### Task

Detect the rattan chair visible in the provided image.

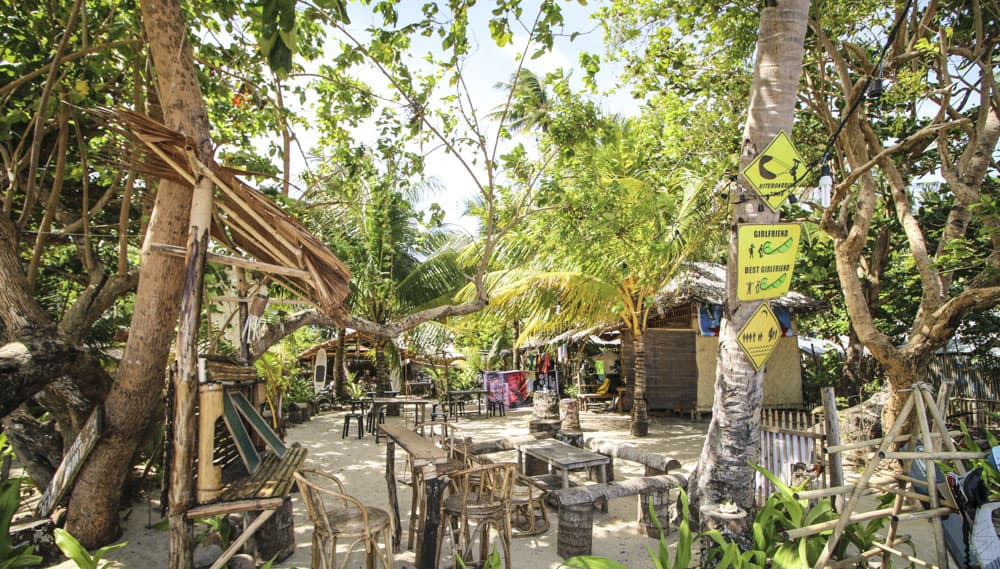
[509,473,549,537]
[294,468,394,569]
[435,462,516,569]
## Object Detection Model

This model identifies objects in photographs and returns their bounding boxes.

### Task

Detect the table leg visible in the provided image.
[385,441,401,549]
[561,467,569,490]
[417,466,444,569]
[598,463,609,513]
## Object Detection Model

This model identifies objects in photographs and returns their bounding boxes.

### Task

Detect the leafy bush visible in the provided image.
[0,478,43,568]
[53,529,126,569]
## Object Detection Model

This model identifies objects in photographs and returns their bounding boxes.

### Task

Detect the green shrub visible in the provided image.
[54,529,126,569]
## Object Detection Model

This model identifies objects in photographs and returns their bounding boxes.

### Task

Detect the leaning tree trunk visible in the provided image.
[64,0,214,550]
[690,0,810,536]
[630,330,649,437]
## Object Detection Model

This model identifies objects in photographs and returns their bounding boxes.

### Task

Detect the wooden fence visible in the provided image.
[756,407,829,504]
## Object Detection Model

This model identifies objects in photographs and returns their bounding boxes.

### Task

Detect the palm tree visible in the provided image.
[485,115,727,436]
[489,68,552,133]
[305,148,473,392]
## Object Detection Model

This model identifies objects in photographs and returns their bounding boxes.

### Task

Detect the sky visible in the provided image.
[287,0,636,234]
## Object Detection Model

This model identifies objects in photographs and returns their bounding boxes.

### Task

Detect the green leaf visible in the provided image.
[771,542,802,569]
[278,25,297,54]
[562,556,630,569]
[55,529,97,569]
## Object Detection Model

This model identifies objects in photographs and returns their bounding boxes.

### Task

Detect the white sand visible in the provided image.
[46,406,943,568]
[47,407,706,568]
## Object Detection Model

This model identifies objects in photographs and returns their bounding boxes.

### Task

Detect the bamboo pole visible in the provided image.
[825,431,959,455]
[921,385,967,475]
[197,383,223,503]
[793,485,877,501]
[828,535,911,569]
[912,384,949,569]
[878,450,986,460]
[150,242,311,279]
[871,540,941,569]
[783,505,917,540]
[811,393,916,569]
[892,507,953,522]
[169,174,214,569]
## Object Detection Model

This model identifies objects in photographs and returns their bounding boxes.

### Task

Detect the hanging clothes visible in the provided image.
[539,352,551,373]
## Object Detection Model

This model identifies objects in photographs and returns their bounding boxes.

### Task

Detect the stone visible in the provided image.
[255,496,296,563]
[227,553,256,569]
[193,532,224,569]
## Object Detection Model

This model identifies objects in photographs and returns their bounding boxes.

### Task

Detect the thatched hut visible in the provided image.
[621,262,821,414]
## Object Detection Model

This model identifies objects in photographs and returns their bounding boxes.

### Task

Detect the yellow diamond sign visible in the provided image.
[737,303,782,371]
[741,130,806,212]
[737,223,802,301]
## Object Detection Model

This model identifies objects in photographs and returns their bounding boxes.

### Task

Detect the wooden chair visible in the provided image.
[435,462,516,569]
[407,422,471,551]
[509,473,550,537]
[294,468,394,569]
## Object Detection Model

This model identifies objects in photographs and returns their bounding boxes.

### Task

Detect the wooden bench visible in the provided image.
[553,473,687,559]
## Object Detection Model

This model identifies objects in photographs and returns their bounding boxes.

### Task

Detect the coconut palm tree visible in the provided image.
[305,147,473,392]
[484,115,727,436]
[489,68,552,133]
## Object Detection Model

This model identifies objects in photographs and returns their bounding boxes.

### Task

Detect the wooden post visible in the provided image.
[821,388,844,509]
[418,469,444,569]
[384,441,401,550]
[168,175,214,569]
[197,383,223,503]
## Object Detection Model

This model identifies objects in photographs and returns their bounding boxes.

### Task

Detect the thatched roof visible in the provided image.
[656,262,822,313]
[106,109,351,316]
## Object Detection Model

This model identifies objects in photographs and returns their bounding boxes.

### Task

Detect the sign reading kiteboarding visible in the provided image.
[737,223,801,301]
[741,130,805,212]
[736,303,782,371]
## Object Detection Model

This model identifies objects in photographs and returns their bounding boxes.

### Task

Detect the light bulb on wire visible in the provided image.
[817,164,833,208]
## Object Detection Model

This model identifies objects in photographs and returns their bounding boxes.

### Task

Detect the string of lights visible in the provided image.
[730,0,916,208]
[789,0,916,197]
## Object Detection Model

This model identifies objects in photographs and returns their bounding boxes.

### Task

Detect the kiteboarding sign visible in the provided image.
[741,130,806,211]
[737,223,801,301]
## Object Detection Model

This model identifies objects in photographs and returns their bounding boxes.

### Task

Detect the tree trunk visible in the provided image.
[64,0,214,549]
[690,0,810,534]
[375,339,390,394]
[334,327,347,399]
[513,320,521,369]
[629,330,649,437]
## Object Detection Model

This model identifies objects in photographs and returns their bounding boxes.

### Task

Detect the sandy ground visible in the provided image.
[44,406,943,568]
[44,406,706,568]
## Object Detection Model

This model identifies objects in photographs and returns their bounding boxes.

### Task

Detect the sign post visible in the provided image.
[737,224,802,301]
[735,303,783,371]
[740,130,806,212]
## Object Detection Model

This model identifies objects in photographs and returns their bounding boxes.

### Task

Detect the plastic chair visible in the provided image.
[294,468,394,569]
[435,462,516,569]
[342,400,366,439]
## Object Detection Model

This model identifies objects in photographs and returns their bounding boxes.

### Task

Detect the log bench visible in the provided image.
[553,473,687,559]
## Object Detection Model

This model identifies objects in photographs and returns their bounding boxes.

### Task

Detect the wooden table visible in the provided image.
[445,389,487,417]
[369,396,436,432]
[517,438,610,493]
[379,423,449,569]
